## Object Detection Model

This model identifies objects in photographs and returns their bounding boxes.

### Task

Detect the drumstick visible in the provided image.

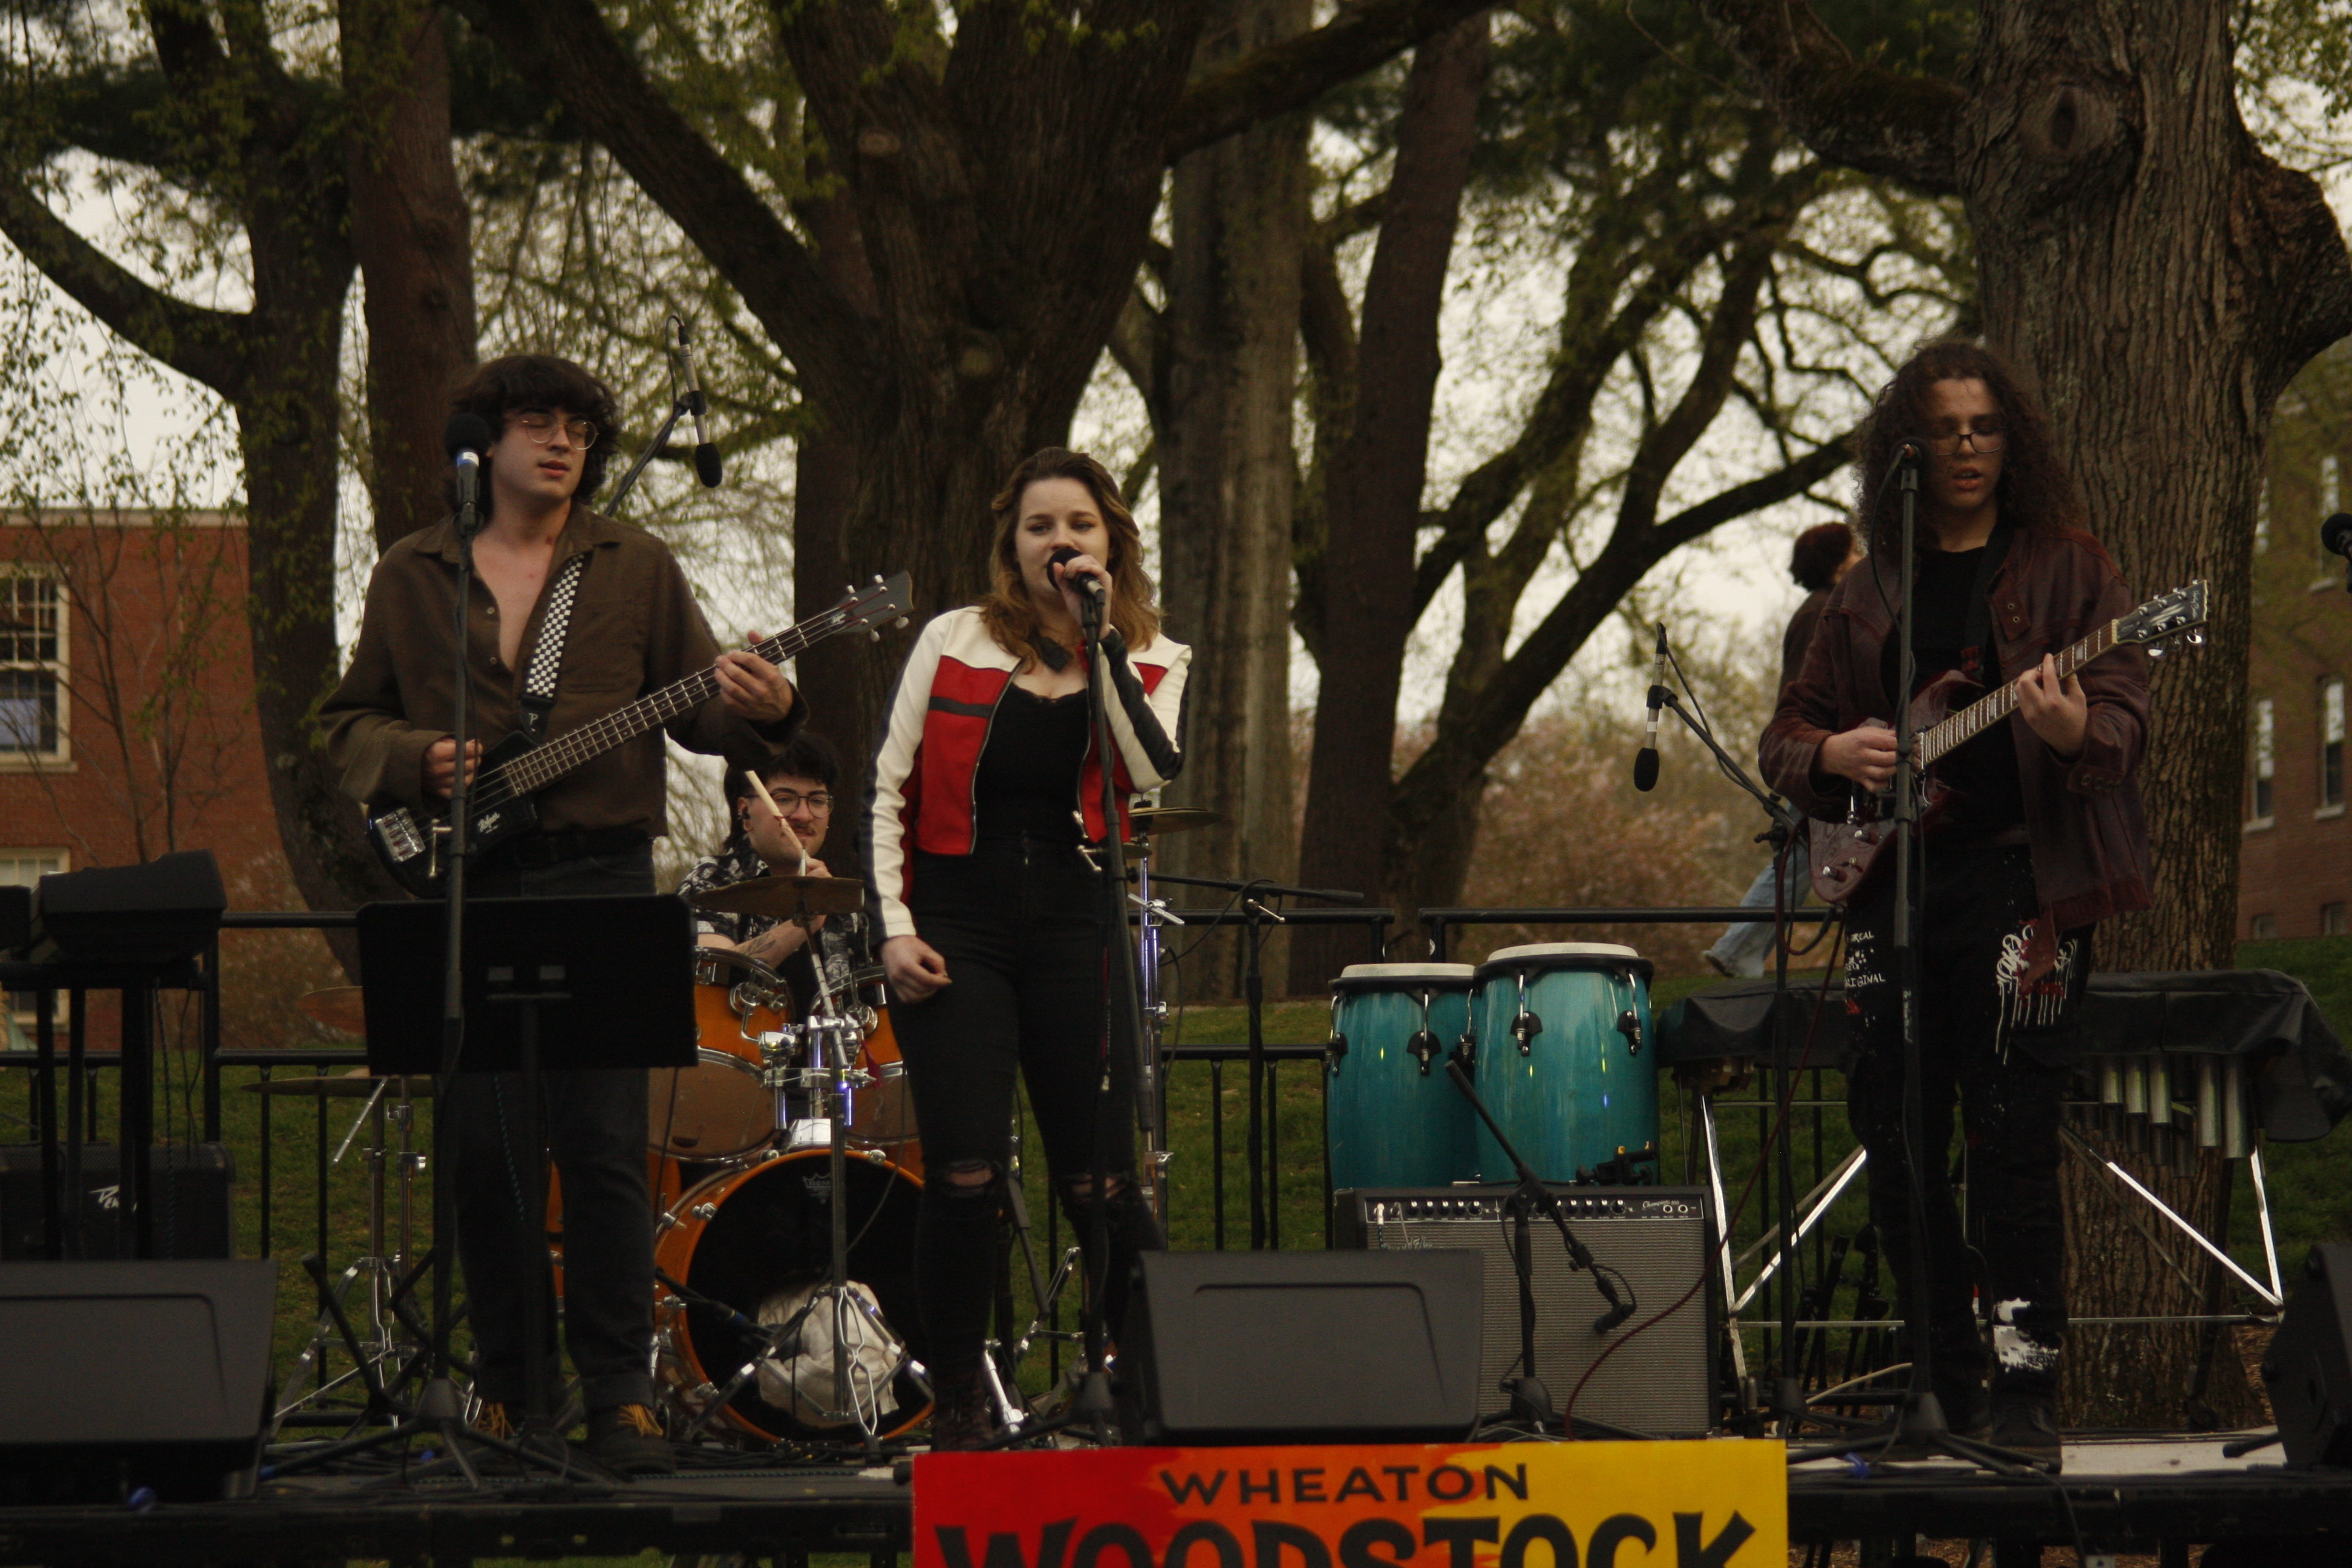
[743,770,810,877]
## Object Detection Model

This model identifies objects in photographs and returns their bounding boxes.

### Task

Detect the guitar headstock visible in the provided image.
[823,572,913,638]
[2119,580,2208,661]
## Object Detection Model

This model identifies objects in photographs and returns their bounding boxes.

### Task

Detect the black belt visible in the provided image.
[480,828,650,870]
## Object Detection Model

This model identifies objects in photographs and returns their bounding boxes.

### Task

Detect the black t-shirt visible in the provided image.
[973,682,1091,842]
[1879,545,2027,836]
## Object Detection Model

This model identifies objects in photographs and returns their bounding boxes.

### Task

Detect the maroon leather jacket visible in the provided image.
[1760,524,2152,931]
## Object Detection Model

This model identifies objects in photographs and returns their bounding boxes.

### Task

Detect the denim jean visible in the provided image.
[1704,846,1811,977]
[440,844,658,1411]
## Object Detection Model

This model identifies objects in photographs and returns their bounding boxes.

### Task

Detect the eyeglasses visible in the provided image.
[762,789,833,815]
[511,411,599,449]
[1924,426,2005,456]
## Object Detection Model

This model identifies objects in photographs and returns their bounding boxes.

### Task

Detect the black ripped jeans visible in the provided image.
[890,836,1162,1381]
[1843,843,2088,1408]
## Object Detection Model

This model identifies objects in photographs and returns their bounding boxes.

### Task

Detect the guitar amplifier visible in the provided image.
[1333,1184,1717,1437]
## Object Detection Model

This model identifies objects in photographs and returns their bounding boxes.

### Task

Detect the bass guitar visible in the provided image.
[1808,580,2207,905]
[368,572,911,896]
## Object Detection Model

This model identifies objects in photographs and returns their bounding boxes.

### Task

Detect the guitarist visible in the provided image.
[322,354,803,1474]
[1760,339,2151,1465]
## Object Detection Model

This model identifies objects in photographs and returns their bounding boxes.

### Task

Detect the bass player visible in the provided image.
[322,354,803,1474]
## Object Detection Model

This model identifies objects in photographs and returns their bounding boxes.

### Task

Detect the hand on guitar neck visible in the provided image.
[1821,651,2087,794]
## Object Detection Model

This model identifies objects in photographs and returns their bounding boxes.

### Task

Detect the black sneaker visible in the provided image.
[585,1403,678,1477]
[1987,1399,2063,1471]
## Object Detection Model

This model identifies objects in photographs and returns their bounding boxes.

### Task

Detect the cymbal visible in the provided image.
[247,1068,433,1099]
[297,987,368,1036]
[1129,806,1222,835]
[690,874,867,920]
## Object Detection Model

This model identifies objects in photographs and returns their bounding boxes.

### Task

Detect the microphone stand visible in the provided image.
[604,388,698,514]
[1075,578,1152,1441]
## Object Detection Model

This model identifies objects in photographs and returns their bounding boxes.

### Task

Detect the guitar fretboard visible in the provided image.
[1915,619,2117,769]
[469,612,848,809]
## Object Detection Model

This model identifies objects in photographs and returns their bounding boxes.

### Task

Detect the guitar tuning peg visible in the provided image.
[2188,631,2206,646]
[869,628,882,642]
[844,584,855,595]
[2148,645,2166,661]
[895,616,909,630]
[872,574,884,586]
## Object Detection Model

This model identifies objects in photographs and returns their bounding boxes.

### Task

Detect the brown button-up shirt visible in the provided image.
[321,507,801,839]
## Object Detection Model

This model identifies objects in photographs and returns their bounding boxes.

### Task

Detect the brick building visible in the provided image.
[2240,345,2352,939]
[0,508,289,909]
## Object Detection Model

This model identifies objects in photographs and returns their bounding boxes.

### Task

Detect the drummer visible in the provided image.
[676,732,869,1012]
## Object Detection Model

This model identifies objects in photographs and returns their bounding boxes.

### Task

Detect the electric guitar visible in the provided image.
[1808,580,2208,905]
[367,572,911,896]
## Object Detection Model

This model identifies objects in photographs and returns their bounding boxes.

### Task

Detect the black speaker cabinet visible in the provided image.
[1117,1249,1485,1445]
[0,1143,236,1259]
[1335,1185,1717,1437]
[2264,1243,2352,1468]
[0,1260,276,1503]
[36,848,224,966]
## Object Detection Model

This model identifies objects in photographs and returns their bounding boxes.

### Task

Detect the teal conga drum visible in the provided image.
[1470,942,1657,1183]
[1325,964,1478,1191]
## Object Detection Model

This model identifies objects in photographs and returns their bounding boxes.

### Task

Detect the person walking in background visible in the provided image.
[1704,521,1862,978]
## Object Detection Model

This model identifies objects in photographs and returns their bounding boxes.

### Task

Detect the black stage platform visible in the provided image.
[4,1436,2352,1563]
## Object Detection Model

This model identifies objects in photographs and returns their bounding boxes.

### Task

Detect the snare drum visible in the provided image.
[653,1148,929,1442]
[650,947,792,1159]
[1325,964,1478,1190]
[1470,942,1657,1183]
[843,1006,921,1177]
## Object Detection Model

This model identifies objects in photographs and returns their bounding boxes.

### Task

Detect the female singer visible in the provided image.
[867,448,1191,1449]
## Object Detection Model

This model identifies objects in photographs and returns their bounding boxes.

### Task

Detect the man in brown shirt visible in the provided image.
[323,354,801,1475]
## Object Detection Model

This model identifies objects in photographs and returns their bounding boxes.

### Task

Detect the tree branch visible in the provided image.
[0,177,250,397]
[1165,0,1495,162]
[1696,0,1963,194]
[466,0,880,420]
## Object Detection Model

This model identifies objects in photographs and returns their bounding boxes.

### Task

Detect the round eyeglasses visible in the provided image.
[512,411,599,449]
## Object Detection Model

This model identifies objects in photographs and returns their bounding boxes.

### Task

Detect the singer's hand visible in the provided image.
[716,639,797,725]
[1819,720,1898,792]
[2015,653,2088,759]
[422,737,480,801]
[882,934,951,1002]
[1052,550,1109,624]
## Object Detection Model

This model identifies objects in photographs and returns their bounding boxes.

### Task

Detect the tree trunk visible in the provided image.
[1152,0,1312,998]
[341,0,479,553]
[1291,12,1487,993]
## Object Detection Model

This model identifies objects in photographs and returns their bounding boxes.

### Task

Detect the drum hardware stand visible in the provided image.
[1128,838,1184,1221]
[1440,1059,1639,1436]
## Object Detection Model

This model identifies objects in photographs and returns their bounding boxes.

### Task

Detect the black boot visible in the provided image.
[928,1365,997,1452]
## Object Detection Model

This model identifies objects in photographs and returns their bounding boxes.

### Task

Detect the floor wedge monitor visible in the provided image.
[1334,1184,1716,1437]
[1117,1249,1485,1444]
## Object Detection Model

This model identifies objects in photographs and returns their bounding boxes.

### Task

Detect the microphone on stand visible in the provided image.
[2322,512,2352,593]
[443,413,495,537]
[1048,544,1106,603]
[1633,622,1667,792]
[668,315,724,488]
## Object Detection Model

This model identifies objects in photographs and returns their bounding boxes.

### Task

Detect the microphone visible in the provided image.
[443,413,495,533]
[1048,544,1105,601]
[1632,622,1665,792]
[2322,512,2352,561]
[669,315,723,488]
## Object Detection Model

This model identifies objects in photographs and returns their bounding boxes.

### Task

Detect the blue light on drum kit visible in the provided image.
[1468,943,1659,1185]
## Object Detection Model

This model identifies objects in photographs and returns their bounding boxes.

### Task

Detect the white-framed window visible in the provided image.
[2325,679,2346,813]
[2327,904,2350,937]
[2252,697,2276,825]
[0,567,67,763]
[2327,454,2344,518]
[2250,912,2279,939]
[0,850,66,1042]
[2257,477,2271,555]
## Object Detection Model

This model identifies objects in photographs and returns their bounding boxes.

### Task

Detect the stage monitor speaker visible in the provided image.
[1117,1249,1485,1445]
[0,1259,276,1503]
[1334,1184,1716,1437]
[36,849,224,966]
[0,1143,236,1259]
[2264,1243,2352,1468]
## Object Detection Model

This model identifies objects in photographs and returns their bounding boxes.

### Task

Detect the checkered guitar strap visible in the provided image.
[515,550,589,740]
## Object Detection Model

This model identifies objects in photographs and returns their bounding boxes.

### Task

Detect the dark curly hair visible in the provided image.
[1853,339,2082,556]
[717,731,842,857]
[448,354,622,512]
[1789,521,1854,593]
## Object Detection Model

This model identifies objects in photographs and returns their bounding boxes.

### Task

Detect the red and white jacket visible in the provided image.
[866,606,1191,939]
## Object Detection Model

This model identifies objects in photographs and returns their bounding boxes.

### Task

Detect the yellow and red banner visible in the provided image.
[915,1442,1785,1568]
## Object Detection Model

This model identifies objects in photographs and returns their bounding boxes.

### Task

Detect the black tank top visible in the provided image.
[973,683,1090,843]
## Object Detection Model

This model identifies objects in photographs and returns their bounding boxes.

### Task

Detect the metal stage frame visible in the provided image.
[1,1445,2351,1564]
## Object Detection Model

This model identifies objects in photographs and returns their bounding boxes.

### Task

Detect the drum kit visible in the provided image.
[1325,942,1663,1192]
[266,869,933,1451]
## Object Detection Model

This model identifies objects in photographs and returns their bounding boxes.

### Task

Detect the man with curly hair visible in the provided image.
[1761,340,2151,1465]
[324,354,803,1474]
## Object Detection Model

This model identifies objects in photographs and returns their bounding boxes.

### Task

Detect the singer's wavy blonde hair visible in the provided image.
[976,448,1161,663]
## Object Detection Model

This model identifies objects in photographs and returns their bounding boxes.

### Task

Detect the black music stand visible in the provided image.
[361,896,694,1451]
